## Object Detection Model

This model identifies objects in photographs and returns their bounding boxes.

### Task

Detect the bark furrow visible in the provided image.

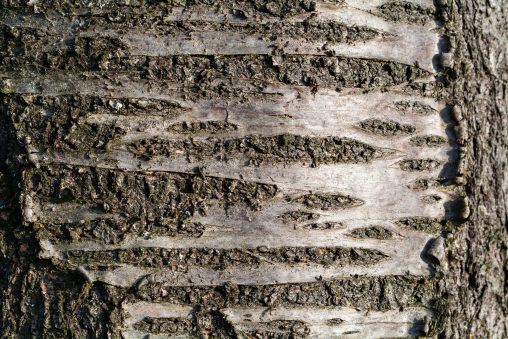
[0,0,467,338]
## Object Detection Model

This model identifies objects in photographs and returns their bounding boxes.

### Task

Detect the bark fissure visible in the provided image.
[1,0,498,338]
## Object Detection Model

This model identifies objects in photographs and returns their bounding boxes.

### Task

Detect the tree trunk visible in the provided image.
[0,0,505,338]
[439,1,507,338]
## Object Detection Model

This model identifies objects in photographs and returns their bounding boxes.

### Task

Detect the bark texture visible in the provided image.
[0,0,505,338]
[440,1,508,338]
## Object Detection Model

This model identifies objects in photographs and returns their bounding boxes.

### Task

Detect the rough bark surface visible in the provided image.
[440,1,508,338]
[0,0,505,338]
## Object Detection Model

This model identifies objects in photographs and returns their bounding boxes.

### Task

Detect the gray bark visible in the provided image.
[0,0,505,338]
[440,1,508,338]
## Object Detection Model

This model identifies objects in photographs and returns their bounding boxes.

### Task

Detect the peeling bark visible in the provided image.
[0,0,505,338]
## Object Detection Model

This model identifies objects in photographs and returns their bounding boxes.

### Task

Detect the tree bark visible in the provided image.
[0,0,505,338]
[440,1,507,338]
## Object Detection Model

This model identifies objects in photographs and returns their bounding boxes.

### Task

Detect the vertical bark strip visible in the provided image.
[1,0,503,338]
[440,1,508,338]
